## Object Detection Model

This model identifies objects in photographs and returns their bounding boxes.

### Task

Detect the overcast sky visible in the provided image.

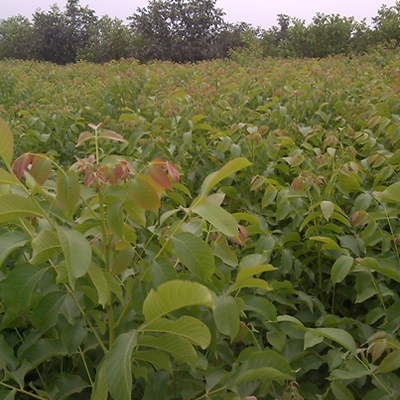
[1,0,395,29]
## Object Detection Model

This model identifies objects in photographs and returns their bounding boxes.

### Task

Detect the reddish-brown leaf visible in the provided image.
[30,156,52,185]
[148,164,172,190]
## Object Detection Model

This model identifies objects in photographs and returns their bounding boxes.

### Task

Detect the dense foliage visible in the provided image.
[2,0,400,63]
[1,49,400,399]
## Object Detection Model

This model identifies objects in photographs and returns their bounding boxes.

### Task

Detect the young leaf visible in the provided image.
[32,291,68,330]
[0,194,44,223]
[192,203,238,237]
[213,295,240,340]
[142,316,211,349]
[148,164,172,190]
[57,172,81,220]
[138,334,197,365]
[201,158,251,195]
[105,330,137,400]
[0,118,14,167]
[171,232,215,280]
[99,130,127,143]
[57,227,91,288]
[143,280,213,322]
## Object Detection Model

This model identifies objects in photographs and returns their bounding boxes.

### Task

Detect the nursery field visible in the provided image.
[1,51,400,399]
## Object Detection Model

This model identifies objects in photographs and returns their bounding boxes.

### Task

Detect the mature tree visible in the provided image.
[128,0,227,62]
[0,15,35,60]
[33,0,97,64]
[372,1,400,46]
[77,16,133,63]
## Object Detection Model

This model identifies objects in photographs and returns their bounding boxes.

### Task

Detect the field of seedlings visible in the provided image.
[1,50,400,400]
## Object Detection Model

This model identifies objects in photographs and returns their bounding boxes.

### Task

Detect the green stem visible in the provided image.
[79,346,93,386]
[0,382,46,400]
[106,305,115,348]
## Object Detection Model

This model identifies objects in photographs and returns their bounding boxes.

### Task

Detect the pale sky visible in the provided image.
[0,0,395,29]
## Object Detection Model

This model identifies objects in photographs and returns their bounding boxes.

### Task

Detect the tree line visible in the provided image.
[1,0,400,64]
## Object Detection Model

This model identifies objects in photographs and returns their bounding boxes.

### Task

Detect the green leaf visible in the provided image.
[57,172,81,220]
[235,367,294,384]
[0,390,16,400]
[0,231,29,266]
[51,374,89,400]
[212,237,238,267]
[320,200,335,221]
[330,382,355,400]
[0,334,18,370]
[149,257,178,287]
[213,295,240,340]
[143,316,211,349]
[192,203,238,237]
[171,232,215,280]
[30,229,60,265]
[124,199,146,227]
[0,168,19,185]
[309,236,347,254]
[105,330,137,400]
[331,256,354,284]
[19,339,67,370]
[2,264,47,312]
[62,319,86,355]
[358,257,400,283]
[235,350,293,384]
[32,291,67,330]
[143,280,213,322]
[236,264,276,283]
[201,158,251,195]
[0,118,14,167]
[91,359,108,400]
[230,278,271,292]
[376,350,400,374]
[112,248,135,275]
[131,350,172,372]
[138,334,197,365]
[106,200,124,239]
[310,328,357,354]
[57,227,91,288]
[374,182,400,204]
[88,263,110,307]
[129,176,160,211]
[0,194,44,222]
